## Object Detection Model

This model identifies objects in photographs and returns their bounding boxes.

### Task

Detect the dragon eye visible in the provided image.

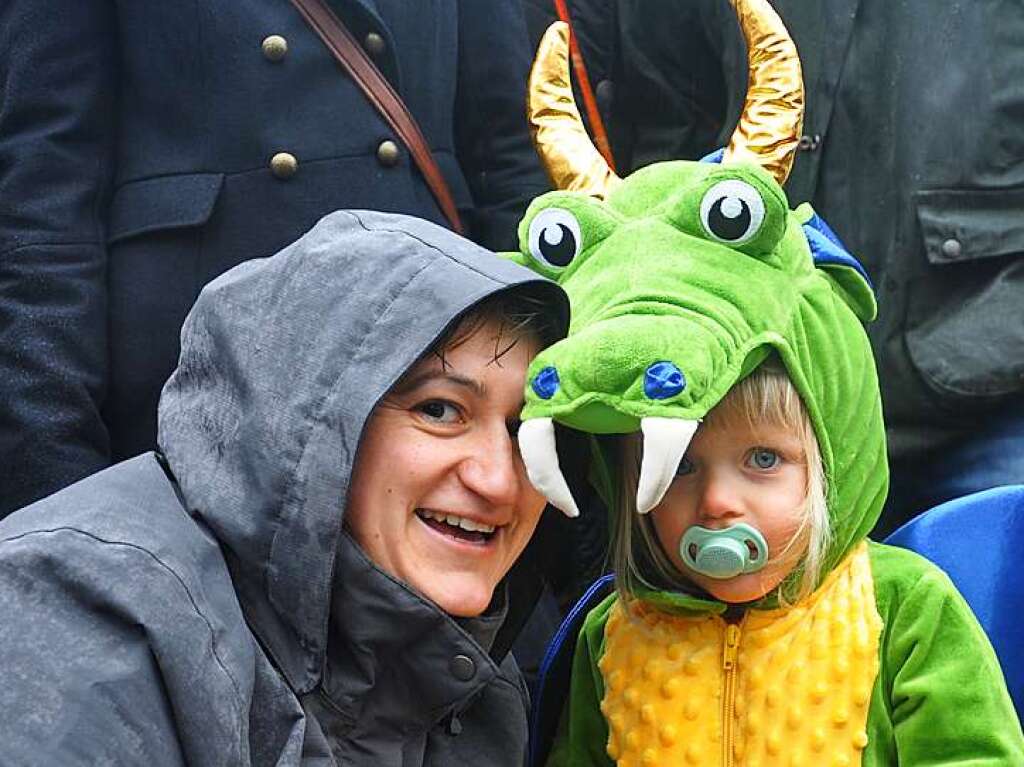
[528,208,582,269]
[699,180,766,244]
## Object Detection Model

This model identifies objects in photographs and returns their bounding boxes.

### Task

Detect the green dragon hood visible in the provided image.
[506,159,888,576]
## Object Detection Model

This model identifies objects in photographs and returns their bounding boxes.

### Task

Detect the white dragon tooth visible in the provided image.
[636,417,700,514]
[518,418,580,518]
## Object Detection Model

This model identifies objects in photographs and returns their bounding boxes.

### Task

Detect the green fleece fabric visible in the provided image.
[507,160,886,571]
[548,542,1024,766]
[504,157,1024,763]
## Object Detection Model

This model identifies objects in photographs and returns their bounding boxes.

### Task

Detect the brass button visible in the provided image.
[261,35,288,62]
[376,140,400,167]
[364,32,386,57]
[270,152,298,179]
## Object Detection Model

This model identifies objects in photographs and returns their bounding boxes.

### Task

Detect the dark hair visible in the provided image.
[432,287,562,367]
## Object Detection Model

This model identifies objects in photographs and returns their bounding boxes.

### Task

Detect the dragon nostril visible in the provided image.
[644,361,686,400]
[532,366,560,400]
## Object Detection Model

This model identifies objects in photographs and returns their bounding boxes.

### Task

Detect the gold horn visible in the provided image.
[527,22,621,199]
[723,0,805,184]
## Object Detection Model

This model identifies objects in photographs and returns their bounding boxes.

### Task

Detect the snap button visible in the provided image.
[270,152,298,179]
[376,140,400,167]
[797,133,821,151]
[940,238,962,259]
[364,32,386,57]
[261,35,288,62]
[449,654,476,682]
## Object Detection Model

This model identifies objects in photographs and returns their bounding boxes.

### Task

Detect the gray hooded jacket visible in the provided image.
[0,211,568,766]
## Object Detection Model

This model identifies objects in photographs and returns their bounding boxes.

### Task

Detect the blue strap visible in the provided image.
[528,573,616,767]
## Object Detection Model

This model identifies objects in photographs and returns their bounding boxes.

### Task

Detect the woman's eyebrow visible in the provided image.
[397,370,486,397]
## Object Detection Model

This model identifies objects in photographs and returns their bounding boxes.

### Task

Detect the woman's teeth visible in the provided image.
[417,509,496,534]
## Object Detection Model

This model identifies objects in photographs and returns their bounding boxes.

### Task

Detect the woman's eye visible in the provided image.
[675,455,695,476]
[748,448,780,470]
[416,400,461,424]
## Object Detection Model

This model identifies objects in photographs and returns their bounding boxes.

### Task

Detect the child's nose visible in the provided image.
[696,472,743,522]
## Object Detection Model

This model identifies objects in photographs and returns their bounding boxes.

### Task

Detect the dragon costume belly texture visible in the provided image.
[552,542,1021,766]
[509,1,1024,764]
[599,544,881,767]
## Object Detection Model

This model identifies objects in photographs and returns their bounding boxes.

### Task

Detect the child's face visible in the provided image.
[650,412,809,603]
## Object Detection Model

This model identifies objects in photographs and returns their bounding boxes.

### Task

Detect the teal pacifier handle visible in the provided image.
[679,523,769,579]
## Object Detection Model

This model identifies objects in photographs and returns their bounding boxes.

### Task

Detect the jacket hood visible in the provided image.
[508,160,888,579]
[158,210,568,693]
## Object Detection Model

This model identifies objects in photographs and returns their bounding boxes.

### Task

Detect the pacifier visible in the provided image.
[679,523,769,579]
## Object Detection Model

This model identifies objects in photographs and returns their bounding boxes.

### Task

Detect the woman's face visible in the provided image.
[650,414,808,603]
[345,318,548,617]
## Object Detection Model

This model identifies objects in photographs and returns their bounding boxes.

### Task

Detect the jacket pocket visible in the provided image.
[107,173,225,245]
[905,186,1024,401]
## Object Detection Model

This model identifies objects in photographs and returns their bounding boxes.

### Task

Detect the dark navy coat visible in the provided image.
[0,0,549,516]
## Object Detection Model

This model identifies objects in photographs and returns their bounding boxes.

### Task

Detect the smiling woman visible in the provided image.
[347,296,560,618]
[0,211,569,766]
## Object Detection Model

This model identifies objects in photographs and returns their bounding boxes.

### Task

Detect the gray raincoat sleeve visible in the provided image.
[0,457,258,765]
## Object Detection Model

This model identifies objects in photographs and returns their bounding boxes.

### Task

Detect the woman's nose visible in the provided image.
[457,428,521,505]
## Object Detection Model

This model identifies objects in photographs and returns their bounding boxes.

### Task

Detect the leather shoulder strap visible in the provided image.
[290,0,465,234]
[552,0,616,171]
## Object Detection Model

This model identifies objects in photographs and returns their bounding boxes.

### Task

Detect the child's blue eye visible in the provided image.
[675,456,695,476]
[748,448,780,470]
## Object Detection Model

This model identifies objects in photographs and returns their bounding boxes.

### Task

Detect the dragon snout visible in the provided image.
[519,314,731,519]
[643,361,687,399]
[522,360,696,519]
[530,360,687,402]
[531,366,561,400]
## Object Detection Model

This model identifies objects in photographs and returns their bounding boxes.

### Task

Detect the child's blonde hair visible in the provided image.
[611,358,830,607]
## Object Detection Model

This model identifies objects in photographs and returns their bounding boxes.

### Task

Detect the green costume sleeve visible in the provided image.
[547,595,616,767]
[870,543,1024,765]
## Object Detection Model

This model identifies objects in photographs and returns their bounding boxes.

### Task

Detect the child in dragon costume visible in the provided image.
[508,2,1024,764]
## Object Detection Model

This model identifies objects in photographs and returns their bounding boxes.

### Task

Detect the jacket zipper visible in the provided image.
[721,620,742,767]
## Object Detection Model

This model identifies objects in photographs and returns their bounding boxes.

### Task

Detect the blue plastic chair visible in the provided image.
[885,485,1024,714]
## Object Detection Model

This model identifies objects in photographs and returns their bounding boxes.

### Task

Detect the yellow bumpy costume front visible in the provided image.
[598,544,882,767]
